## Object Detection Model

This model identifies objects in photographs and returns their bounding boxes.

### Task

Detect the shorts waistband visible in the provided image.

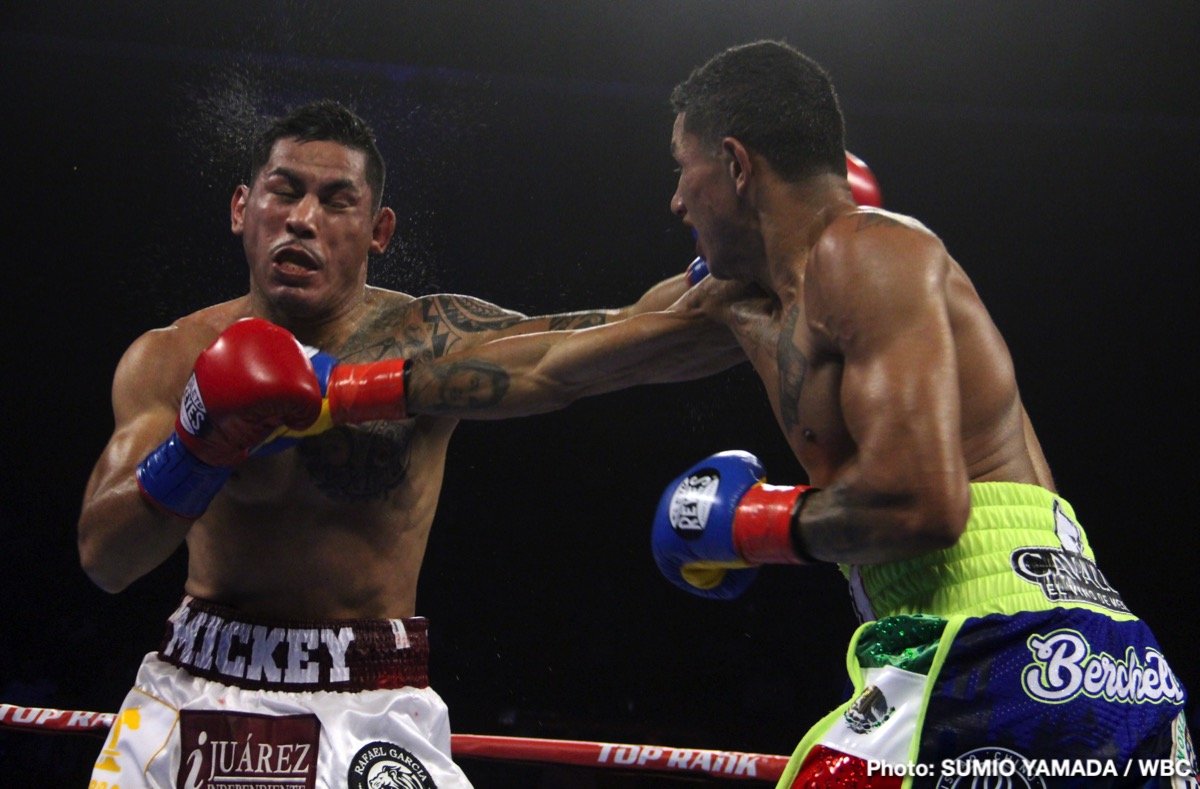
[157,596,429,692]
[843,482,1133,620]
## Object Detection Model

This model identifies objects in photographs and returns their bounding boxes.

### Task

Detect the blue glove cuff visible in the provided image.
[685,256,710,286]
[253,348,339,458]
[136,432,232,520]
[309,350,337,395]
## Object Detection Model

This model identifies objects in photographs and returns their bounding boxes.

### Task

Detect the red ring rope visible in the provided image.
[0,702,789,782]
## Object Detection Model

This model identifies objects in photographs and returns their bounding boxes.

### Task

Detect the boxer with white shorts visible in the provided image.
[91,597,465,788]
[79,100,721,788]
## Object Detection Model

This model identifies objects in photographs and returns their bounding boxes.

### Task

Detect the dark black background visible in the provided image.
[2,1,1197,785]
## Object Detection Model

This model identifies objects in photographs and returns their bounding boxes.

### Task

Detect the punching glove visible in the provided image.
[136,318,324,519]
[270,353,412,442]
[651,450,817,600]
[250,348,340,456]
[846,151,883,207]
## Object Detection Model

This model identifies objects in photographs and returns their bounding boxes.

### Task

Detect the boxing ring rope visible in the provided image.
[0,702,789,782]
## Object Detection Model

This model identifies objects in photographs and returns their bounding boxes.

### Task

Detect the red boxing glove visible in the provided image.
[845,151,883,208]
[268,355,411,442]
[177,318,323,466]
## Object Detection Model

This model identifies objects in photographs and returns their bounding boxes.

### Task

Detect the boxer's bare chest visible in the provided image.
[294,298,459,503]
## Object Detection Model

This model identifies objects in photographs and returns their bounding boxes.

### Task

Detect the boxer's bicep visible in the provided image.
[838,278,961,497]
[80,330,195,590]
[811,218,963,490]
[110,329,191,423]
[84,331,186,503]
[409,293,620,357]
[808,222,969,557]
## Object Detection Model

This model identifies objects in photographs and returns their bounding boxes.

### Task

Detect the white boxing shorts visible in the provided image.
[88,596,472,788]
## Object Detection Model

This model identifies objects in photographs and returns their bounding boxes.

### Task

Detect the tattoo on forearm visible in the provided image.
[408,359,512,413]
[296,296,523,500]
[547,313,607,330]
[776,306,808,433]
[338,336,402,363]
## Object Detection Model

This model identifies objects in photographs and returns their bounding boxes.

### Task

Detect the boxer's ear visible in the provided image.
[721,137,753,197]
[231,184,250,235]
[370,207,396,255]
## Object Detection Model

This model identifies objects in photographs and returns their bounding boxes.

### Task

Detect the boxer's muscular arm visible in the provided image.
[78,329,195,592]
[795,213,971,564]
[387,268,712,367]
[412,272,696,358]
[613,272,694,317]
[406,293,743,418]
[277,277,739,435]
[547,270,696,325]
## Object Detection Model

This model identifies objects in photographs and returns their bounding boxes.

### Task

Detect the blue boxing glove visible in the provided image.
[651,450,818,600]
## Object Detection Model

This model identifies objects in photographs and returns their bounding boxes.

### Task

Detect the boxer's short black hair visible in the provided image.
[670,40,846,181]
[249,100,387,210]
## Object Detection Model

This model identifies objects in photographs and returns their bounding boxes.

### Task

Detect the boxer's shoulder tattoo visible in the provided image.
[427,294,526,333]
[429,297,611,338]
[854,212,904,232]
[336,295,519,361]
[405,295,614,358]
[392,294,524,359]
[776,305,808,433]
[348,293,617,364]
[406,358,511,413]
[299,421,415,502]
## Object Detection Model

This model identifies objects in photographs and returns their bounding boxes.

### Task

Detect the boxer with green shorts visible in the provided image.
[418,38,1198,789]
[651,471,1194,786]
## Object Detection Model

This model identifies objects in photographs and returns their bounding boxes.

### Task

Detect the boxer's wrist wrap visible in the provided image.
[733,484,821,565]
[327,358,411,423]
[685,256,710,286]
[788,487,822,564]
[136,432,232,520]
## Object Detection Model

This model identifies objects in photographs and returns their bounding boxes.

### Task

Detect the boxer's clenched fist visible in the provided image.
[651,450,817,599]
[137,318,323,519]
